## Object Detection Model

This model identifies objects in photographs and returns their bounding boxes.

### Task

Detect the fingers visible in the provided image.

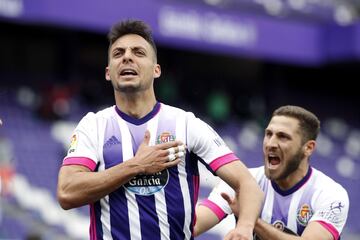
[221,192,233,205]
[157,140,184,150]
[168,151,185,161]
[164,158,181,167]
[167,145,186,155]
[167,145,186,162]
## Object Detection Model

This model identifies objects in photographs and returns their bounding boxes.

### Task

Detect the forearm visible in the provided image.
[216,161,264,238]
[57,160,143,209]
[235,178,264,229]
[193,205,221,237]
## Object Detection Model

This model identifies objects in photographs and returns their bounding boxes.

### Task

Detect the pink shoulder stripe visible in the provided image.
[199,199,227,221]
[209,153,239,172]
[317,220,340,240]
[63,157,97,171]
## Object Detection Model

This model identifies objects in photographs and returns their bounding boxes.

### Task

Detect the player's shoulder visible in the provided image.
[311,167,348,195]
[79,106,115,125]
[160,103,196,118]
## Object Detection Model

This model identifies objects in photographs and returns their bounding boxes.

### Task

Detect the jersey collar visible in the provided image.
[115,102,161,125]
[271,166,313,196]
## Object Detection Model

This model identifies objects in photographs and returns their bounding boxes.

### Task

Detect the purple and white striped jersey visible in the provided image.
[62,102,239,240]
[202,166,349,240]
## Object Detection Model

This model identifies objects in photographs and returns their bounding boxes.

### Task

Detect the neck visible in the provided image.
[275,160,309,191]
[114,90,157,119]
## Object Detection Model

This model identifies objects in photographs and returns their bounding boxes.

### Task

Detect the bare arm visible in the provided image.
[254,218,333,240]
[216,160,264,240]
[57,131,183,209]
[193,205,221,237]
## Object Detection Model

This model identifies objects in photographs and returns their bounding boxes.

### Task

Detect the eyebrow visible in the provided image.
[112,46,146,52]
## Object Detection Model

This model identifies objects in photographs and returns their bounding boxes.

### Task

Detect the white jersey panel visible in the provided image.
[308,169,349,235]
[186,112,234,165]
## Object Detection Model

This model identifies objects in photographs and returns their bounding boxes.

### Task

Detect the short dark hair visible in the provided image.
[272,105,320,143]
[107,19,157,58]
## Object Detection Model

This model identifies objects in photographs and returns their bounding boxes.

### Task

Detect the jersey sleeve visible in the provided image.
[310,185,349,240]
[186,113,239,172]
[62,112,99,171]
[199,168,262,221]
[199,179,235,221]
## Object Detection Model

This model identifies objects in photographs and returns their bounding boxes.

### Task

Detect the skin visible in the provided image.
[263,115,311,190]
[58,33,264,240]
[195,116,334,240]
[105,34,160,118]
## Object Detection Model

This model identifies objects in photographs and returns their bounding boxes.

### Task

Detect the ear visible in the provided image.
[105,66,111,81]
[304,140,316,157]
[153,64,161,79]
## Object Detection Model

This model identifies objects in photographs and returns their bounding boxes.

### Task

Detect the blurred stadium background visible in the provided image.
[0,0,359,239]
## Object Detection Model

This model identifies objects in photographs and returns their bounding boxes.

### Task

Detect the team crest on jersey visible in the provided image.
[124,170,169,196]
[297,204,313,226]
[68,134,78,154]
[156,132,175,144]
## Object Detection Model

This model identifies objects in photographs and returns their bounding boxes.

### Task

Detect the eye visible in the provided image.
[265,131,272,138]
[135,50,145,56]
[113,50,123,58]
[278,133,290,141]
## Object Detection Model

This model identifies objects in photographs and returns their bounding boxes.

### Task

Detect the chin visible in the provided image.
[117,84,140,92]
[265,169,279,181]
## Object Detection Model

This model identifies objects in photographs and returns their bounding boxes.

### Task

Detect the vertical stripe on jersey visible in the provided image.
[103,117,123,168]
[90,203,97,240]
[101,196,114,239]
[93,201,103,240]
[130,114,161,240]
[102,117,129,240]
[261,180,274,223]
[117,116,142,240]
[176,113,192,240]
[156,111,185,240]
[100,120,115,240]
[287,185,306,234]
[137,194,161,240]
[148,114,169,240]
[272,194,292,224]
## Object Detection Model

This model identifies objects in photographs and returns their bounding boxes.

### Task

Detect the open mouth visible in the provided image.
[268,154,281,169]
[120,69,138,76]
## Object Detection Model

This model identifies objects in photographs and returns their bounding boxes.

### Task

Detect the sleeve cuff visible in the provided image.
[63,157,97,171]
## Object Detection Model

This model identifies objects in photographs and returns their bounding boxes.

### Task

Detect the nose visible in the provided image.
[122,48,133,63]
[265,135,278,149]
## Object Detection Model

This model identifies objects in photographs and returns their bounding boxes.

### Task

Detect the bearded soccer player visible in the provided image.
[195,105,349,240]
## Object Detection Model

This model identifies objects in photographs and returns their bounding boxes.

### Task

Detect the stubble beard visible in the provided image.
[112,78,141,93]
[276,148,305,181]
[112,76,153,94]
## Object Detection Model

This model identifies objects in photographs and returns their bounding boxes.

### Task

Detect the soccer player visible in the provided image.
[57,19,263,240]
[195,105,349,240]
